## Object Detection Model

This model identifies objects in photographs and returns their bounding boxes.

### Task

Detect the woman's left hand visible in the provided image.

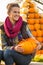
[36,44,42,51]
[32,44,42,56]
[33,44,42,54]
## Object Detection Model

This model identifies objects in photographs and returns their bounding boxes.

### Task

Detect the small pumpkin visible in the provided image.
[36,37,43,43]
[15,38,37,54]
[42,30,43,36]
[29,8,35,13]
[34,13,40,18]
[34,19,39,24]
[36,30,42,37]
[36,50,43,54]
[40,24,43,30]
[34,24,40,30]
[28,13,34,19]
[29,3,35,8]
[31,31,37,37]
[29,25,35,30]
[40,18,43,24]
[27,19,35,24]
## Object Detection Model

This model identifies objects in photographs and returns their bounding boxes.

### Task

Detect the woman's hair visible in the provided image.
[7,3,20,14]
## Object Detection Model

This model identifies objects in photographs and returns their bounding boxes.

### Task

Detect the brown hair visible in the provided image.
[7,3,20,14]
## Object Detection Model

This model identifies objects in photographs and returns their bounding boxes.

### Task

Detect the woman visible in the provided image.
[0,3,41,65]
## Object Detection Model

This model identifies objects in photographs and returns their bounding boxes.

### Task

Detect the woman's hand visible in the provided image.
[14,45,24,53]
[10,46,14,49]
[35,44,42,51]
[33,44,42,54]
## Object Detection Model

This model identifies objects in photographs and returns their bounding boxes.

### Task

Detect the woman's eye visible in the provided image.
[13,11,17,13]
[13,11,20,13]
[18,12,20,13]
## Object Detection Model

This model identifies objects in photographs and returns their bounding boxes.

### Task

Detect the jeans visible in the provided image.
[4,49,33,65]
[0,50,4,61]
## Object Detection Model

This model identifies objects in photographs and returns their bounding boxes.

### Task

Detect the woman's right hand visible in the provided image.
[14,45,24,53]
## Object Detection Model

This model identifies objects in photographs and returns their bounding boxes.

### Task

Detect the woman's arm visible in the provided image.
[0,30,2,50]
[26,25,42,53]
[26,25,42,49]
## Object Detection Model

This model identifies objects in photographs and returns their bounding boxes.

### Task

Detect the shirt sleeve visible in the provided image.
[0,29,8,50]
[0,30,2,50]
[26,25,34,38]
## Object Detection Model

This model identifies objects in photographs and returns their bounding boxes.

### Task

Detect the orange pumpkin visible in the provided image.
[42,37,43,43]
[36,30,42,37]
[36,37,43,43]
[34,13,40,18]
[27,19,35,24]
[29,8,35,13]
[40,18,43,24]
[40,24,43,30]
[29,3,35,8]
[34,19,40,24]
[28,13,34,19]
[29,25,35,30]
[42,30,43,36]
[31,31,37,37]
[15,38,37,54]
[36,50,43,54]
[34,24,40,30]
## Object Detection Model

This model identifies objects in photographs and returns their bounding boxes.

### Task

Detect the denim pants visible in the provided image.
[4,49,33,65]
[0,50,4,61]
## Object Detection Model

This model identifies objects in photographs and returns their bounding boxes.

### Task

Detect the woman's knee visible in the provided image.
[4,49,12,59]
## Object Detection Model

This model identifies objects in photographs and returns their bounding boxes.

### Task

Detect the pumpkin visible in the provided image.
[34,19,39,24]
[34,13,40,18]
[28,13,34,19]
[36,50,43,54]
[27,19,35,24]
[36,37,43,43]
[40,24,43,30]
[40,18,43,24]
[29,3,35,8]
[15,38,37,54]
[31,31,37,37]
[36,30,42,37]
[29,25,35,30]
[42,30,43,36]
[34,24,40,30]
[29,8,35,13]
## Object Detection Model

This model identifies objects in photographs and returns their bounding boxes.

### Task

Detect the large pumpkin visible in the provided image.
[15,38,37,54]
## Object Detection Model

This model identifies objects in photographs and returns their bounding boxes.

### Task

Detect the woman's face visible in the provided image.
[8,7,20,22]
